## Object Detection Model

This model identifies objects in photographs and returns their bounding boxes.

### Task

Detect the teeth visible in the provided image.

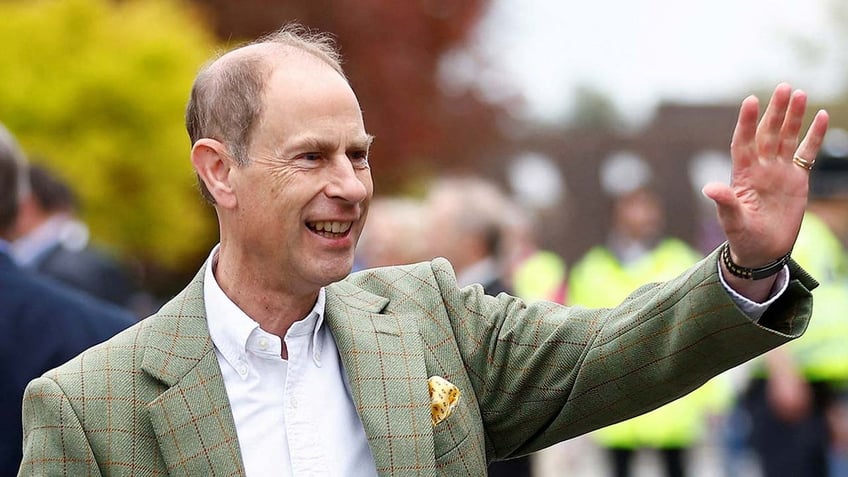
[310,221,351,234]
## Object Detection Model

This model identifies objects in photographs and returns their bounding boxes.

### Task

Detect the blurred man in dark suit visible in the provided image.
[11,163,138,309]
[0,122,136,476]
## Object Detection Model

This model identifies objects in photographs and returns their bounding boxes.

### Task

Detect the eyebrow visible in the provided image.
[289,134,375,153]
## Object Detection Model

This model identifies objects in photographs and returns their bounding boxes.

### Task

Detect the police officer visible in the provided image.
[745,128,848,477]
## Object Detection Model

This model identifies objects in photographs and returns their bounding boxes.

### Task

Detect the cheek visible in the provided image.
[267,165,302,191]
[358,169,374,192]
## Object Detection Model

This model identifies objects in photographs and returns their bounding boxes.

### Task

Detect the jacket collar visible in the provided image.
[141,264,246,475]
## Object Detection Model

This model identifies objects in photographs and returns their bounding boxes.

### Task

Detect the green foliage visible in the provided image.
[0,0,218,270]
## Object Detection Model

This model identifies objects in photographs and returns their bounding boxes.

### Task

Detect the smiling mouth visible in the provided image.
[307,221,353,239]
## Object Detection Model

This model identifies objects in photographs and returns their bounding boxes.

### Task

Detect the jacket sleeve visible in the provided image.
[18,376,102,477]
[431,247,814,460]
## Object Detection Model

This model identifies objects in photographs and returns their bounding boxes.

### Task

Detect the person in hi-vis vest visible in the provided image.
[569,155,732,477]
[744,128,848,477]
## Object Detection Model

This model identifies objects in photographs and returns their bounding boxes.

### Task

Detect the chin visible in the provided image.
[319,260,355,284]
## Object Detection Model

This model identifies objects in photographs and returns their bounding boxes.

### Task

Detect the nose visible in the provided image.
[325,156,370,203]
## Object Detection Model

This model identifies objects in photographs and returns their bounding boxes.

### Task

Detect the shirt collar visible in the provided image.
[203,245,327,369]
[11,214,84,265]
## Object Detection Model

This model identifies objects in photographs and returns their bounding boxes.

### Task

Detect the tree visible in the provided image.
[568,84,622,130]
[0,0,219,293]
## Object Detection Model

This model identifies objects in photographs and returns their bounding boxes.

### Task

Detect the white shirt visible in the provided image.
[204,247,377,477]
[721,265,789,323]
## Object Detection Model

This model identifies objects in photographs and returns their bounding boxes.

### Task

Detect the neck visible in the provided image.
[213,247,319,340]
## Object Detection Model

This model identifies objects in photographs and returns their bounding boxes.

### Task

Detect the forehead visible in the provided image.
[264,45,350,93]
[258,50,365,139]
[216,42,356,110]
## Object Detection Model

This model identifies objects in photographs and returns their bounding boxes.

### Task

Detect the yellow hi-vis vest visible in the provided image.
[568,238,732,449]
[511,250,568,304]
[753,212,848,383]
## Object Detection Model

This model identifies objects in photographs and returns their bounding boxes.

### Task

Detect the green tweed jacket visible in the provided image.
[19,250,814,476]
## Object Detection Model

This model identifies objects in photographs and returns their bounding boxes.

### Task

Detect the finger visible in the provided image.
[755,83,793,158]
[777,89,808,159]
[730,95,761,173]
[730,95,760,166]
[702,182,741,224]
[795,109,830,163]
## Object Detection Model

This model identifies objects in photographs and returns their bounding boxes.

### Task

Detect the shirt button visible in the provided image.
[237,362,248,376]
[258,337,269,351]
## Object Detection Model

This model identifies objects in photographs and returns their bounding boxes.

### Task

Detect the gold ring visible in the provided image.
[792,154,815,171]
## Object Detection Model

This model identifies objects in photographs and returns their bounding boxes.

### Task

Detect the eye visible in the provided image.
[302,152,323,162]
[349,150,370,169]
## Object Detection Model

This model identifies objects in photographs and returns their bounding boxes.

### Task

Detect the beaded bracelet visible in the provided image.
[720,242,790,280]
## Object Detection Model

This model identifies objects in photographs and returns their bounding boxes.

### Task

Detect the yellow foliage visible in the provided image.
[0,0,219,270]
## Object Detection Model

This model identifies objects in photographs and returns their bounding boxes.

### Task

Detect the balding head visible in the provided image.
[185,23,347,203]
[0,122,27,237]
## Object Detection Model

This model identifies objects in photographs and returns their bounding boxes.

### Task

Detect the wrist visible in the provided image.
[720,242,791,281]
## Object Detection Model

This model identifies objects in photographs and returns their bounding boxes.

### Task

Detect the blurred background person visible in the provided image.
[424,176,513,294]
[11,162,140,311]
[503,204,569,305]
[568,152,730,477]
[688,150,734,255]
[355,195,429,269]
[0,123,136,476]
[423,175,534,476]
[743,128,848,477]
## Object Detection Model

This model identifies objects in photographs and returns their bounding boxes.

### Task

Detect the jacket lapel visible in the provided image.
[141,266,245,476]
[326,281,437,476]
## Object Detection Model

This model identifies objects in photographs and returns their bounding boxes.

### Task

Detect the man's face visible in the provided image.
[227,51,373,293]
[614,188,664,241]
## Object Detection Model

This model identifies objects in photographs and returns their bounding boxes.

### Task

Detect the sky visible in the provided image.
[442,0,847,125]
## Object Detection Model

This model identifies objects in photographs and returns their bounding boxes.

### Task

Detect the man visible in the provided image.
[355,196,428,269]
[0,123,136,476]
[12,163,138,309]
[19,24,829,476]
[424,176,513,295]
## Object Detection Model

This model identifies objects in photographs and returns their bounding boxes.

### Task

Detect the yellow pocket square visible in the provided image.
[428,375,461,426]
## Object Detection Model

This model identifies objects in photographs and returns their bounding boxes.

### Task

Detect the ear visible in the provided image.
[10,192,40,239]
[191,138,237,209]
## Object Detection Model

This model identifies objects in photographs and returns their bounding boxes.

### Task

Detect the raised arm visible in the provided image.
[702,83,829,301]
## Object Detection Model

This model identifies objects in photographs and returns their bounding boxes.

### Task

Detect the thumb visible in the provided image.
[702,181,738,211]
[702,182,742,226]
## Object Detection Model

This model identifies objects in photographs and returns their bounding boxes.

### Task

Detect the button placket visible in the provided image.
[236,359,249,378]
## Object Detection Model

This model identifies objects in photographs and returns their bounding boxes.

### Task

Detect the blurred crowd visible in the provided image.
[3,117,848,476]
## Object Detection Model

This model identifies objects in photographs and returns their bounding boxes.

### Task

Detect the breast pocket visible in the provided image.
[433,394,482,470]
